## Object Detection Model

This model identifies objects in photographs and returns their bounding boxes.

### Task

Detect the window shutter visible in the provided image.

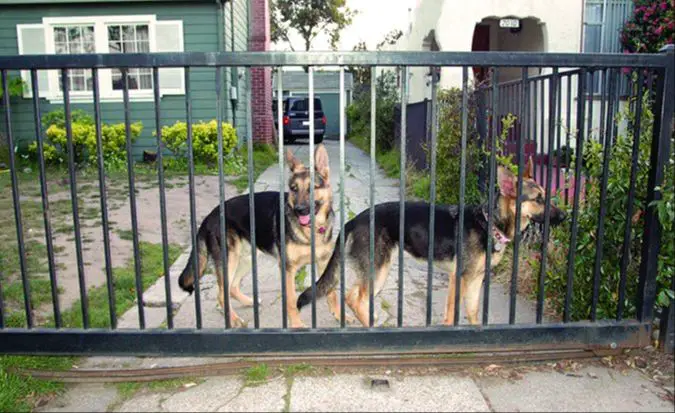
[16,24,49,98]
[155,20,184,95]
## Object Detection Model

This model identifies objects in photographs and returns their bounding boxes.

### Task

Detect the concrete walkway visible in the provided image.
[172,139,539,329]
[36,140,674,413]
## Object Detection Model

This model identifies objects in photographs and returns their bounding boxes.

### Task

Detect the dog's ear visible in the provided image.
[314,144,330,182]
[524,156,534,179]
[286,148,304,173]
[497,166,517,198]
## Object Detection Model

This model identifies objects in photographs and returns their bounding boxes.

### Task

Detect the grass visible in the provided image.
[0,356,75,412]
[59,241,182,329]
[295,267,308,291]
[231,144,278,192]
[114,377,202,401]
[0,241,181,411]
[116,229,134,241]
[281,363,313,412]
[244,363,270,387]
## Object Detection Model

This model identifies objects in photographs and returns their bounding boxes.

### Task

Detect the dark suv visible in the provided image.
[273,97,326,144]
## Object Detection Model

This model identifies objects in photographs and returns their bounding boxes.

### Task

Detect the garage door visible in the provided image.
[293,92,340,139]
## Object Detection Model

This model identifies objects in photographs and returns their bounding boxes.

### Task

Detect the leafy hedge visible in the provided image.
[539,89,673,320]
[158,119,238,164]
[28,109,142,168]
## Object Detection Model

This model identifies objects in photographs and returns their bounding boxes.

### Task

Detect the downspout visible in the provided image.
[230,0,238,127]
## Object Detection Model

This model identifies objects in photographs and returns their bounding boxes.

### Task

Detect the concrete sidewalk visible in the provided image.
[36,140,674,413]
[40,357,674,412]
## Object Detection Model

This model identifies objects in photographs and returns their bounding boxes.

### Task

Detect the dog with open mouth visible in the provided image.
[178,144,338,328]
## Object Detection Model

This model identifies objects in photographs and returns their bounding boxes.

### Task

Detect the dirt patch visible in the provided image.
[1,170,238,322]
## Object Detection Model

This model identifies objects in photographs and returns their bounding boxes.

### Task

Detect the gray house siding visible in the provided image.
[0,0,251,159]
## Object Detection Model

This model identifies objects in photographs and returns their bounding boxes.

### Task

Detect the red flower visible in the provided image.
[661,1,668,10]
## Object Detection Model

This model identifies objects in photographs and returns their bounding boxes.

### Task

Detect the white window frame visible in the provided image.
[25,15,184,103]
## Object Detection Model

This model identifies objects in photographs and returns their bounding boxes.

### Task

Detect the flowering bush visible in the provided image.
[620,0,674,54]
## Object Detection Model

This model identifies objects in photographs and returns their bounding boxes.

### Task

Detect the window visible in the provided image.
[16,15,184,102]
[290,98,323,112]
[582,0,633,94]
[54,26,94,92]
[108,24,152,91]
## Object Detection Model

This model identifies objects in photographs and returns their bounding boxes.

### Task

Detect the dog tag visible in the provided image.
[494,241,504,252]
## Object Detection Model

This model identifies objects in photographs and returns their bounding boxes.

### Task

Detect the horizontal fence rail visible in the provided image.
[0,47,673,356]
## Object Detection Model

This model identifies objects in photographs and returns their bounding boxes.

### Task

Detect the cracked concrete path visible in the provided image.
[172,139,541,330]
[36,140,673,413]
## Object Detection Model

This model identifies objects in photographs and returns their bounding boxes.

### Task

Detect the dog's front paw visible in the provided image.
[231,316,248,328]
[289,319,307,329]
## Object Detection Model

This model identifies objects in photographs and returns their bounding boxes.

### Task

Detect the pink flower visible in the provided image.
[661,2,668,11]
[655,25,663,35]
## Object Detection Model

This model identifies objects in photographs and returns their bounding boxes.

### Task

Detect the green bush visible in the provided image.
[27,108,142,168]
[346,71,399,152]
[411,87,484,206]
[159,119,237,164]
[540,89,674,320]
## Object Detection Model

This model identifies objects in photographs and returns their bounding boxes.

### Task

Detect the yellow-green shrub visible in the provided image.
[159,120,237,164]
[28,109,142,166]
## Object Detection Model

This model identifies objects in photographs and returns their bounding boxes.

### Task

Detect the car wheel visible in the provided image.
[314,134,324,144]
[284,135,296,144]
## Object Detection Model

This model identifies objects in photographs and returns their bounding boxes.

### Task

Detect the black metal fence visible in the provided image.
[0,47,673,356]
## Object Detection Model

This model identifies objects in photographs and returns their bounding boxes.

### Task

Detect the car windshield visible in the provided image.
[290,98,322,112]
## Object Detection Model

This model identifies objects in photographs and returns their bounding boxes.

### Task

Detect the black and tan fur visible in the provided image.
[178,144,339,328]
[297,158,566,326]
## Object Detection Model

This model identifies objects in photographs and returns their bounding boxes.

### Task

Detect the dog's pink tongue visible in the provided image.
[299,214,310,226]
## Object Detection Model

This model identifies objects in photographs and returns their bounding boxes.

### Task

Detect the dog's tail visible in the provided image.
[296,231,346,310]
[178,227,208,294]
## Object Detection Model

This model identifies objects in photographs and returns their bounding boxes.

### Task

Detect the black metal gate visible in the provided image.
[0,47,673,356]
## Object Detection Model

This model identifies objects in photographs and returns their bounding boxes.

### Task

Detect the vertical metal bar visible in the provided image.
[483,67,499,326]
[539,74,546,180]
[122,68,145,329]
[61,69,88,329]
[555,70,563,193]
[591,68,617,321]
[3,70,32,328]
[564,69,587,323]
[217,67,231,329]
[610,67,621,146]
[399,66,407,328]
[184,67,202,329]
[246,67,260,329]
[92,68,116,329]
[565,74,572,205]
[599,69,608,145]
[425,66,436,327]
[369,66,376,328]
[454,67,468,326]
[153,67,173,329]
[617,69,644,321]
[308,66,317,329]
[587,71,594,140]
[277,68,287,329]
[339,66,346,328]
[510,68,529,325]
[29,69,58,329]
[637,46,674,322]
[537,68,559,324]
[532,79,538,181]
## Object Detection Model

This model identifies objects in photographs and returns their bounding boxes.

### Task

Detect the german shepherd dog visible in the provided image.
[297,158,566,326]
[178,144,337,328]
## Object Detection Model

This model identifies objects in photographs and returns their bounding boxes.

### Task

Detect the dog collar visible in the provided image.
[482,210,511,252]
